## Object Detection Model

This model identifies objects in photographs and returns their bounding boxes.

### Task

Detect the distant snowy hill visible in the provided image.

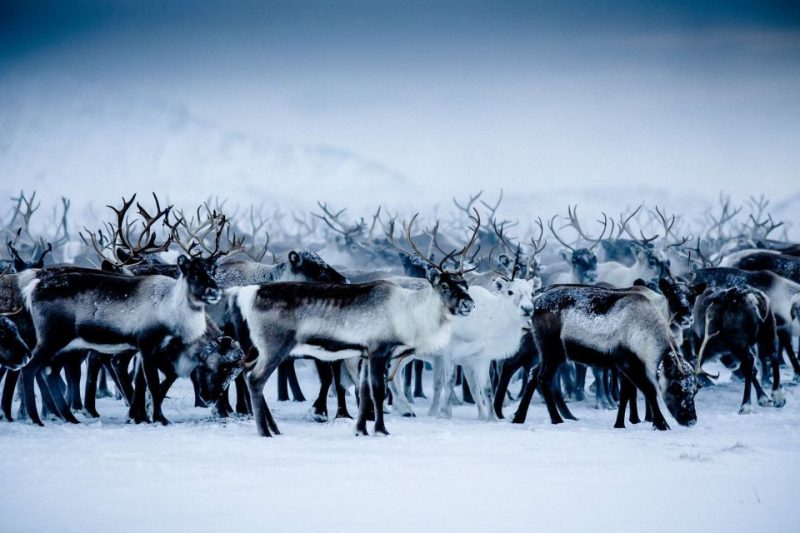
[0,77,796,237]
[0,77,416,212]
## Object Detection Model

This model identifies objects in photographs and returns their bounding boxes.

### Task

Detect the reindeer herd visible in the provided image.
[0,190,798,437]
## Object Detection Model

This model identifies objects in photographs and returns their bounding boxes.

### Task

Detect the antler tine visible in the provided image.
[453,191,483,216]
[79,227,119,267]
[616,205,643,239]
[367,206,382,240]
[588,213,609,251]
[492,219,517,255]
[425,220,440,258]
[6,239,25,265]
[107,194,138,259]
[695,303,720,378]
[529,217,547,258]
[479,189,503,221]
[403,214,438,265]
[458,209,481,274]
[548,214,575,252]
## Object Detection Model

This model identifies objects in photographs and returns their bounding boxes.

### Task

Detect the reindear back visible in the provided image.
[235,279,451,354]
[26,270,207,345]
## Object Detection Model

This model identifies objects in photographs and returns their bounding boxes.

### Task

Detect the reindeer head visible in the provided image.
[386,211,479,317]
[177,255,221,305]
[657,277,705,329]
[549,207,607,284]
[192,335,245,404]
[493,277,535,318]
[6,237,52,272]
[658,353,699,427]
[287,250,347,283]
[0,316,31,370]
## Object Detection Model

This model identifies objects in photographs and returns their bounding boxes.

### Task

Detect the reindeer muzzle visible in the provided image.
[203,288,222,305]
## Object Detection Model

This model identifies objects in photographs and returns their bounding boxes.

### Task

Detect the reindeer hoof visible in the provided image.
[614,421,625,429]
[653,420,670,431]
[374,425,390,436]
[771,388,786,407]
[336,410,353,420]
[354,425,369,436]
[739,404,755,415]
[401,412,416,418]
[758,396,774,407]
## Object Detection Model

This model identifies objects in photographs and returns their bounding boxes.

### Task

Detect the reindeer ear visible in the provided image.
[218,336,233,354]
[693,282,707,296]
[288,251,301,269]
[497,254,511,268]
[494,278,505,292]
[425,268,441,285]
[559,250,570,262]
[177,254,190,275]
[658,277,673,294]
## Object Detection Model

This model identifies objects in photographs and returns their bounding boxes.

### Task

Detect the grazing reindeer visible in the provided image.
[0,315,31,370]
[230,212,480,437]
[690,267,800,379]
[691,286,785,413]
[514,285,700,430]
[18,250,222,426]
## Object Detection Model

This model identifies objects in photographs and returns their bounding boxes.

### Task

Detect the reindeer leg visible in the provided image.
[128,360,150,424]
[493,358,518,419]
[285,359,305,402]
[552,379,577,421]
[370,352,390,435]
[277,361,290,401]
[312,359,332,422]
[511,364,540,424]
[42,361,80,423]
[572,363,586,401]
[83,353,102,418]
[617,356,669,430]
[96,366,113,399]
[64,355,84,411]
[21,364,45,426]
[109,353,135,406]
[460,366,474,404]
[462,364,485,419]
[387,358,415,417]
[428,355,445,417]
[403,362,413,403]
[234,373,251,415]
[332,360,352,419]
[355,360,372,436]
[739,350,755,414]
[413,359,426,399]
[2,369,20,421]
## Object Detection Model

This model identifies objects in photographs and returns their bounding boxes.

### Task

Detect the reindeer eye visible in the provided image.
[440,282,450,292]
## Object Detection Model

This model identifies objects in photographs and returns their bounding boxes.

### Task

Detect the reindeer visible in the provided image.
[0,315,30,370]
[691,286,785,414]
[513,284,701,430]
[229,211,480,437]
[386,271,534,420]
[690,267,800,380]
[542,206,608,285]
[17,240,224,426]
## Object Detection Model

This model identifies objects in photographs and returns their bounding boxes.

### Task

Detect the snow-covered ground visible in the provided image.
[2,361,799,533]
